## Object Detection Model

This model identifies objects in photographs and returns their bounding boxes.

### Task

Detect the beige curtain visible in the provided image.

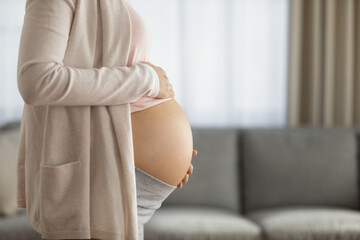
[288,0,360,128]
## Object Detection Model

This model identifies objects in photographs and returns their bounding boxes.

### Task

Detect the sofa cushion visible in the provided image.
[242,128,359,212]
[0,122,23,217]
[145,206,262,240]
[247,206,360,240]
[163,128,241,213]
[0,211,42,240]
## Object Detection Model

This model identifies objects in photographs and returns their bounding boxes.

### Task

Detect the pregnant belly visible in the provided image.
[131,98,193,187]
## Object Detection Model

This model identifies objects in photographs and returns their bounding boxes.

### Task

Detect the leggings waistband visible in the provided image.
[135,167,177,198]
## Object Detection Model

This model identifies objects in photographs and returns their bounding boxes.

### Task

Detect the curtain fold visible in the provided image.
[288,0,360,128]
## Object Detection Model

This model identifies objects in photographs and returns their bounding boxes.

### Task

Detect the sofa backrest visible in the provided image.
[242,127,359,213]
[162,128,241,213]
[4,121,359,216]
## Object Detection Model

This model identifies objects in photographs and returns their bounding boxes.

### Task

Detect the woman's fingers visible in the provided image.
[187,149,197,175]
[169,84,175,98]
[170,86,175,98]
[177,150,198,189]
[182,174,189,183]
[187,163,193,175]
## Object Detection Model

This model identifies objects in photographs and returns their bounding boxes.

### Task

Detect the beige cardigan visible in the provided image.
[16,0,160,239]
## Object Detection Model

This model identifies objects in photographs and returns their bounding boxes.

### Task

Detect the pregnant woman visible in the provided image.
[127,1,193,188]
[16,0,197,239]
[126,2,197,238]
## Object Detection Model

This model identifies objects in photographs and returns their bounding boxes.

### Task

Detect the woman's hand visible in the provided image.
[177,149,198,189]
[140,61,175,99]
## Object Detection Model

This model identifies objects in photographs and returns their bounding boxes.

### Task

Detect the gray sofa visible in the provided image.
[1,121,360,240]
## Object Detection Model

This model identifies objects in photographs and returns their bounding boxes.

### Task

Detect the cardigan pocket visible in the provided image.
[39,160,90,233]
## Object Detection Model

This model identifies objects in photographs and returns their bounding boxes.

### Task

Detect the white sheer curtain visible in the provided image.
[0,0,26,127]
[0,0,289,128]
[131,0,289,127]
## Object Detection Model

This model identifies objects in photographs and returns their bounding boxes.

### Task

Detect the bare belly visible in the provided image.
[130,98,193,187]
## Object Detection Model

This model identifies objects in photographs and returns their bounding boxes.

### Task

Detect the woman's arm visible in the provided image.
[17,0,159,106]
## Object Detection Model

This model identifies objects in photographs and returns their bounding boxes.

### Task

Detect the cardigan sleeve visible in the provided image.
[17,0,160,106]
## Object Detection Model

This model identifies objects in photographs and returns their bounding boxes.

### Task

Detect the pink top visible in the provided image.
[126,2,172,113]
